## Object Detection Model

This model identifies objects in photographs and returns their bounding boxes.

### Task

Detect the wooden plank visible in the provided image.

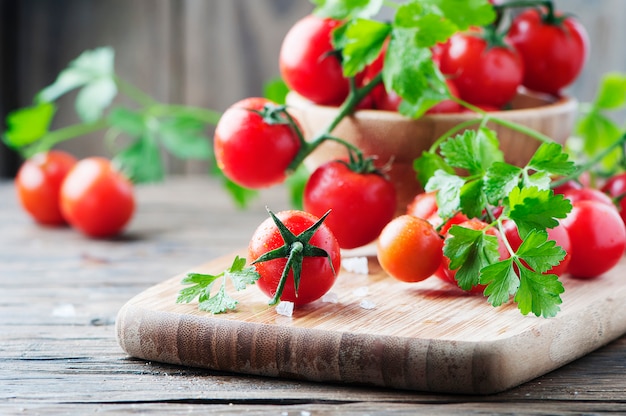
[3,178,626,414]
[116,249,626,395]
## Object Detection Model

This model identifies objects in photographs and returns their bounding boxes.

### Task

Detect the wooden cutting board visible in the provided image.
[116,251,626,394]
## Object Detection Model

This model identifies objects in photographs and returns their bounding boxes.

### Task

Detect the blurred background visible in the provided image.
[1,0,624,178]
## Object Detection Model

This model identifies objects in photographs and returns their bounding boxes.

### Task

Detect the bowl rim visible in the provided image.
[286,90,578,123]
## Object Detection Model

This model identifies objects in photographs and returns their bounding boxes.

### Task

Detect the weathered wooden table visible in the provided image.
[2,176,625,415]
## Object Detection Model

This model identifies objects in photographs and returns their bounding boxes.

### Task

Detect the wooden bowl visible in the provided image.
[286,91,578,214]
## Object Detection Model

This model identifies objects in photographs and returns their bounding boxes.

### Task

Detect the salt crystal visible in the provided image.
[275,301,294,317]
[353,286,369,297]
[321,291,339,303]
[360,299,377,310]
[341,256,369,275]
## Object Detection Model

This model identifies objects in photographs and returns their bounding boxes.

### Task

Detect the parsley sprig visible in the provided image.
[176,256,260,314]
[2,47,257,207]
[417,129,575,317]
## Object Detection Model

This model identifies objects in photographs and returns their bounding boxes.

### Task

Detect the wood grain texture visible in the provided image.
[3,177,626,415]
[116,247,626,395]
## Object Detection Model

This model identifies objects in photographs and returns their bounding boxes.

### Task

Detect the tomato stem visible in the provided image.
[286,72,383,172]
[251,209,335,306]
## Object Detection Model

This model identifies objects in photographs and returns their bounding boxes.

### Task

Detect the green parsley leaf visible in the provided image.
[384,29,448,117]
[480,258,519,307]
[515,267,564,318]
[263,77,290,105]
[177,256,260,314]
[113,134,165,183]
[426,170,465,219]
[506,186,572,238]
[523,170,551,191]
[459,179,487,219]
[594,72,626,110]
[576,110,622,171]
[527,142,576,177]
[419,0,496,31]
[198,285,239,314]
[413,151,454,189]
[226,255,261,290]
[36,47,117,122]
[444,225,500,290]
[515,229,566,274]
[484,162,522,204]
[158,117,212,160]
[333,18,390,77]
[394,2,458,47]
[440,128,503,174]
[108,107,145,137]
[312,0,383,19]
[3,102,56,149]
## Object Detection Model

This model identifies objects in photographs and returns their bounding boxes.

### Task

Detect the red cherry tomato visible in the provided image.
[406,191,439,220]
[562,187,614,207]
[507,8,589,95]
[501,220,572,277]
[60,157,135,238]
[562,200,626,279]
[213,97,301,189]
[438,32,524,108]
[248,210,341,305]
[442,219,508,293]
[377,215,443,283]
[426,80,463,114]
[15,150,77,225]
[279,15,349,106]
[602,172,626,225]
[303,160,396,249]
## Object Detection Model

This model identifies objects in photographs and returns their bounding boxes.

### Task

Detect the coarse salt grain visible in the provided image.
[275,301,294,317]
[321,291,339,303]
[341,256,369,275]
[360,299,376,310]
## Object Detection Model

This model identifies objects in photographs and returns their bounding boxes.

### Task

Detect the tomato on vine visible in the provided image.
[15,150,77,226]
[60,157,135,238]
[303,157,396,249]
[377,215,443,283]
[248,210,341,306]
[279,15,349,106]
[438,30,523,108]
[506,6,589,96]
[213,97,302,189]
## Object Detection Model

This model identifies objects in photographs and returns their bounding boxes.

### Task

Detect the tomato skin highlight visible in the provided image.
[60,157,135,238]
[213,97,301,189]
[279,15,349,106]
[377,215,443,283]
[15,150,77,226]
[507,8,589,95]
[303,160,396,249]
[601,173,626,226]
[562,200,626,279]
[248,210,341,305]
[439,32,523,108]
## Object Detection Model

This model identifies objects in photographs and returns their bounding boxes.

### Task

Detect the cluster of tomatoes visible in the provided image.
[280,6,589,112]
[15,150,135,238]
[214,5,620,307]
[381,177,626,294]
